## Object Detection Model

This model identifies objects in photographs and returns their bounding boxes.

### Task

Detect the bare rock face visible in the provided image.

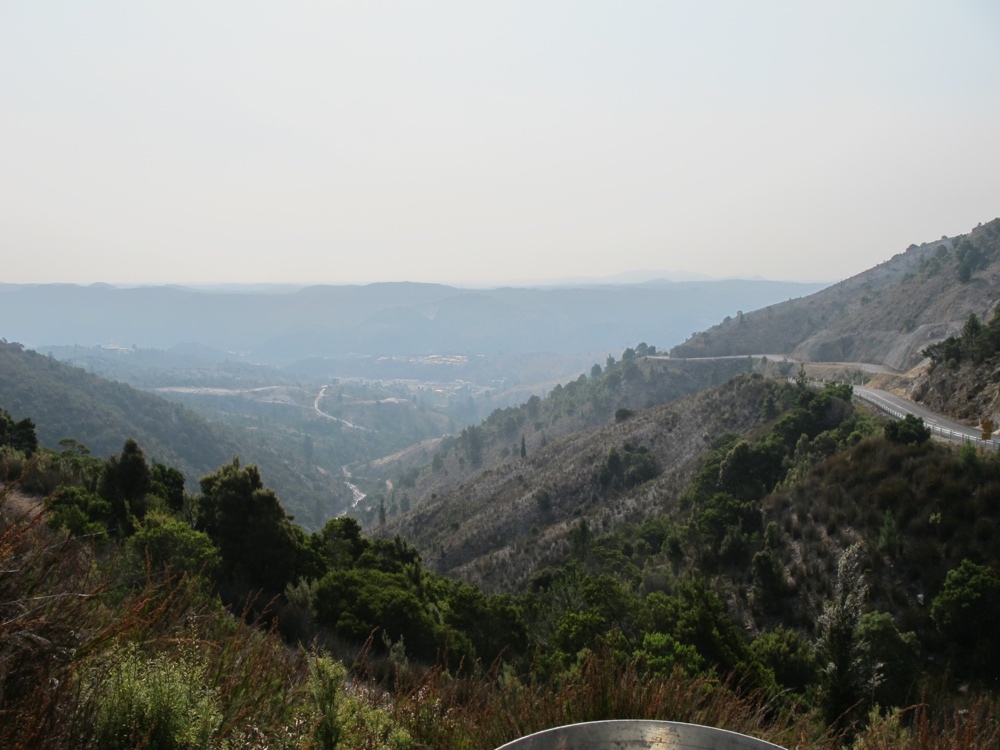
[906,367,932,402]
[917,360,1000,424]
[880,323,963,372]
[792,331,856,363]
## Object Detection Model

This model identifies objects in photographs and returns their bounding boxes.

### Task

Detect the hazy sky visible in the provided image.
[2,2,999,286]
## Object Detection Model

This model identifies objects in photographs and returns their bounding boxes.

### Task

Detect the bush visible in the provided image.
[314,569,439,662]
[125,512,220,582]
[931,559,1000,679]
[303,656,345,750]
[856,612,920,710]
[884,415,931,446]
[83,645,221,750]
[750,627,818,694]
[45,485,111,540]
[597,443,658,491]
[302,654,412,750]
[634,631,704,675]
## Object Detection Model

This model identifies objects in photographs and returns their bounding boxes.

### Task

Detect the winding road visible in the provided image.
[313,385,373,432]
[649,354,893,374]
[655,353,995,447]
[310,386,376,508]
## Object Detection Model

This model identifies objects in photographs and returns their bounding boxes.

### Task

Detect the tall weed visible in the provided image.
[83,644,221,749]
[371,644,832,750]
[853,699,1000,750]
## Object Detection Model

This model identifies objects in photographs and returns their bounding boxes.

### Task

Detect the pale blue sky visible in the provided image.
[2,1,998,285]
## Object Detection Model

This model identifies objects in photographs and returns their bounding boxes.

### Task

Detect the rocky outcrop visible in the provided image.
[913,359,1000,425]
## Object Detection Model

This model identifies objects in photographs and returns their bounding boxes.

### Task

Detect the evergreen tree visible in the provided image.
[98,438,152,534]
[931,559,1000,680]
[197,457,305,595]
[818,544,872,728]
[0,406,38,456]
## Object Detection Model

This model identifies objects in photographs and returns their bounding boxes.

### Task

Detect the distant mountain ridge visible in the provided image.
[670,218,1000,370]
[0,279,827,362]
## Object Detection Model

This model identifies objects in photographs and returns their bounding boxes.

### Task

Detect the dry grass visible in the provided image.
[0,473,309,749]
[365,644,833,750]
[853,699,1000,750]
[5,462,1000,750]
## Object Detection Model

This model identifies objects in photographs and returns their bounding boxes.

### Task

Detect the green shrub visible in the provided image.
[84,644,220,750]
[634,631,704,675]
[597,443,658,491]
[125,512,221,582]
[304,656,344,750]
[884,414,931,446]
[45,485,111,540]
[855,612,920,710]
[750,627,818,694]
[931,559,1000,679]
[302,655,412,750]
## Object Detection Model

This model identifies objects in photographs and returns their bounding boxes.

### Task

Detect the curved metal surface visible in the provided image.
[495,720,786,750]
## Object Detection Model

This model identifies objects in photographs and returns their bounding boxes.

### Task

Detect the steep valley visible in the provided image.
[383,373,785,593]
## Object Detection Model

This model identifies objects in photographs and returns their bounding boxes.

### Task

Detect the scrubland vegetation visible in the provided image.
[351,345,764,512]
[4,342,1000,750]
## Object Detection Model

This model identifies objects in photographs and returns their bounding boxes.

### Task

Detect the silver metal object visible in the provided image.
[495,720,786,750]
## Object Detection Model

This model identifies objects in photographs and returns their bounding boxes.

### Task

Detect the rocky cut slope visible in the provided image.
[670,218,1000,371]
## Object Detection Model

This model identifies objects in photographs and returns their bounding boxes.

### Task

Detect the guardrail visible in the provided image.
[853,389,999,450]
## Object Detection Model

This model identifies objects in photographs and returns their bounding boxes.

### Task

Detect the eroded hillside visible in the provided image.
[670,218,1000,370]
[382,373,785,592]
[357,353,781,521]
[909,304,1000,425]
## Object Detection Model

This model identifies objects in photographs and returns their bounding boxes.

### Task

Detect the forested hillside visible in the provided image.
[5,369,1000,748]
[0,341,349,526]
[671,218,1000,370]
[0,341,234,475]
[5,220,1000,748]
[381,371,785,591]
[354,348,781,513]
[914,305,1000,424]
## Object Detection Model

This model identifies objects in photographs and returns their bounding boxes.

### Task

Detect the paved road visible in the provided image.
[855,387,997,447]
[649,353,792,362]
[815,361,895,375]
[649,354,893,374]
[654,352,993,446]
[313,385,372,431]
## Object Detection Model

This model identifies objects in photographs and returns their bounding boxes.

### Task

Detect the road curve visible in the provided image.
[651,353,985,442]
[313,385,373,432]
[648,354,893,374]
